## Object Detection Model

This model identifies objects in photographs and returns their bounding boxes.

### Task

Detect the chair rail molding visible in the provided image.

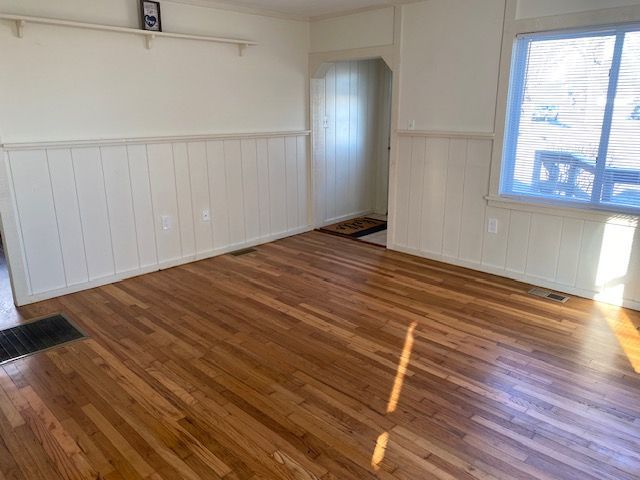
[1,131,311,151]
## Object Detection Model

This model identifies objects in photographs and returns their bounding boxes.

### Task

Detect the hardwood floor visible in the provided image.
[1,231,640,479]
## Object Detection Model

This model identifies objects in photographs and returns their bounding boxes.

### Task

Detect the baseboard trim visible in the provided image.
[317,210,375,228]
[19,226,313,305]
[388,242,640,311]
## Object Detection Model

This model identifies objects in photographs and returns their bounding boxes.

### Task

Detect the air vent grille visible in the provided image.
[0,314,86,365]
[230,248,257,257]
[528,288,570,303]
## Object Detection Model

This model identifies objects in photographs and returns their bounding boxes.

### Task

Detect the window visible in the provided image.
[501,24,640,213]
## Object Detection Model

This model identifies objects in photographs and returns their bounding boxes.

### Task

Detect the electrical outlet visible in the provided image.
[161,215,172,231]
[201,209,210,222]
[323,116,329,128]
[488,218,498,234]
[408,120,416,131]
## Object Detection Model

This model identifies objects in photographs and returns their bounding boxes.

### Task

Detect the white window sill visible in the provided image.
[485,194,640,226]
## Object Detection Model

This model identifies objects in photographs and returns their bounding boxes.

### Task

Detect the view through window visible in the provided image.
[501,25,640,213]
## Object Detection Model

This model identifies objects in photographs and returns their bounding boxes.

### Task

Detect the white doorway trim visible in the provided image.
[310,57,393,232]
[308,7,403,246]
[0,150,29,306]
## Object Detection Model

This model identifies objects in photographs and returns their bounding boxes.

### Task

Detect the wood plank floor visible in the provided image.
[2,231,640,479]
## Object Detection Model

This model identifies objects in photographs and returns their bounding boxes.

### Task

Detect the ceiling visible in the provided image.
[176,0,408,20]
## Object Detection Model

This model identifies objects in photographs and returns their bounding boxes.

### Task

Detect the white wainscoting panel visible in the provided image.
[390,133,640,310]
[47,148,89,287]
[241,139,260,244]
[127,144,158,269]
[267,138,288,236]
[441,139,467,259]
[71,147,116,281]
[504,211,531,274]
[10,150,67,294]
[148,143,183,264]
[173,142,197,260]
[256,139,272,239]
[3,132,310,305]
[187,142,213,256]
[101,146,141,275]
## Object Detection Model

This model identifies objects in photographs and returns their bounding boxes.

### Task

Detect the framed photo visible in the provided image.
[141,1,162,32]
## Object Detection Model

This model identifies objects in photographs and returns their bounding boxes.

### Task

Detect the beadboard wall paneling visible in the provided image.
[5,132,310,304]
[9,149,67,294]
[390,133,640,309]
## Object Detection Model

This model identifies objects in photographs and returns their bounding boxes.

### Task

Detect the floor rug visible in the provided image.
[319,217,387,238]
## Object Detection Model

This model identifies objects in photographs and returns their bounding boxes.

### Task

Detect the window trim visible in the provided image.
[488,193,640,220]
[489,1,640,220]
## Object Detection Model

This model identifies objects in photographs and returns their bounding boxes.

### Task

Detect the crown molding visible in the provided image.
[309,1,421,21]
[162,0,309,22]
[310,4,392,22]
[166,0,420,23]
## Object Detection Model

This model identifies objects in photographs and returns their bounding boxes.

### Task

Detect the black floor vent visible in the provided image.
[230,248,257,257]
[0,314,86,365]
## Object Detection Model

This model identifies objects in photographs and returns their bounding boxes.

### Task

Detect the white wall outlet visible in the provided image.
[488,218,498,234]
[323,116,329,128]
[201,209,210,222]
[161,215,172,231]
[408,120,416,131]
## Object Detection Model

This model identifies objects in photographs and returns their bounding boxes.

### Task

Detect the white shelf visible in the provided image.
[0,13,257,55]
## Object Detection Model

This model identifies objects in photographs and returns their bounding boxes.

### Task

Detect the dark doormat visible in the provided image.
[319,217,387,238]
[0,314,86,365]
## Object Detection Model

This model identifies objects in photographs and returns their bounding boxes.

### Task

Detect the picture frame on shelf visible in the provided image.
[141,0,161,32]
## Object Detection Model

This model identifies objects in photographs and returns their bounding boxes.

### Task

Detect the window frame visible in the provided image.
[488,3,640,220]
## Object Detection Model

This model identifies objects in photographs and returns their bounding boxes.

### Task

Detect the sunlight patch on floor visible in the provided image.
[371,432,389,471]
[605,310,640,373]
[386,322,417,413]
[371,322,417,471]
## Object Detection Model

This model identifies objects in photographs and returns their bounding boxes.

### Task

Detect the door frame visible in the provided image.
[308,41,401,246]
[0,149,29,306]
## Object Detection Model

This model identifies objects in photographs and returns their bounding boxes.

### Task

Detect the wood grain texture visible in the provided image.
[3,231,640,479]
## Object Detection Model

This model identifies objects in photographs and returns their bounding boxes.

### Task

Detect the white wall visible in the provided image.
[310,7,394,53]
[516,0,640,19]
[312,59,390,226]
[0,0,309,143]
[0,0,311,305]
[389,0,640,309]
[398,0,504,133]
[4,133,309,303]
